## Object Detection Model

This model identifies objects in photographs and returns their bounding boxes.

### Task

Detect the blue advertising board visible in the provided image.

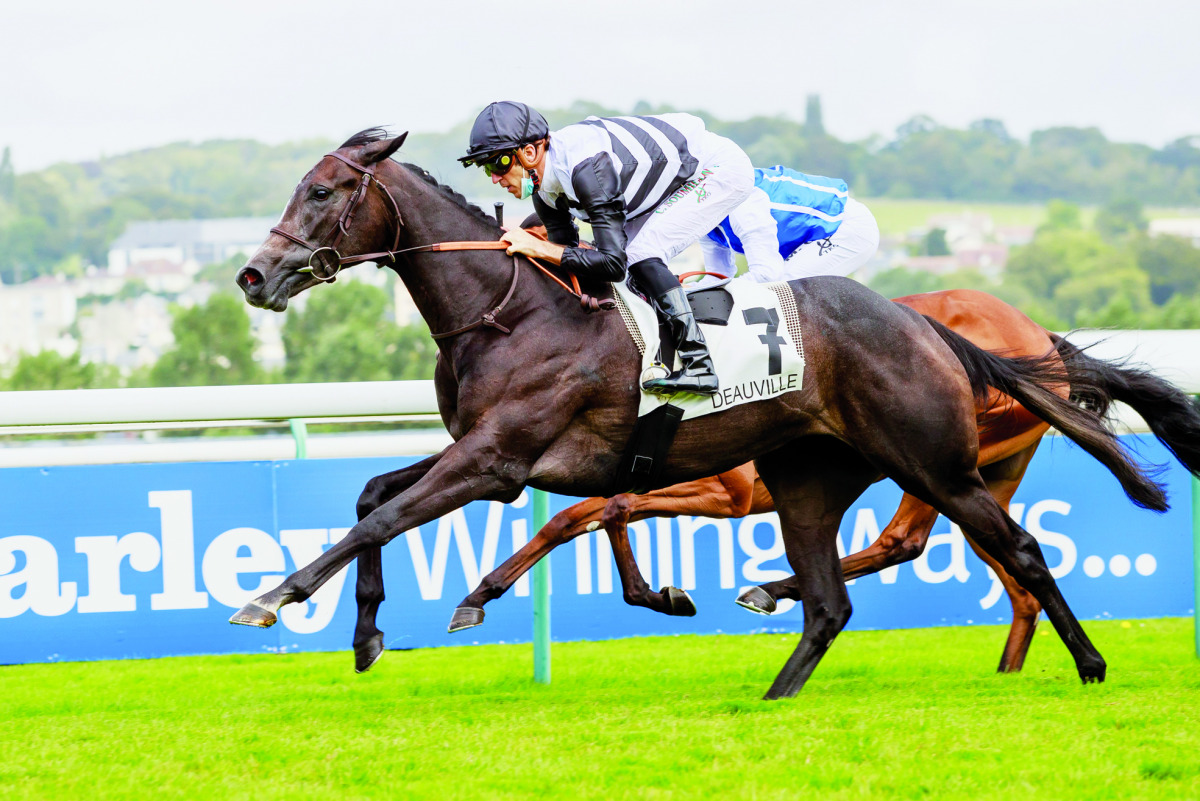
[0,435,1193,664]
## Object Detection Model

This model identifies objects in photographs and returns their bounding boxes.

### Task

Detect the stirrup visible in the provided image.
[642,370,719,396]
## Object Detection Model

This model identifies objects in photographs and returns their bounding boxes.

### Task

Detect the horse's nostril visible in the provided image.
[237,267,264,291]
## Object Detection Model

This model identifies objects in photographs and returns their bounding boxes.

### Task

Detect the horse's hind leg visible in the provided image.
[966,535,1041,672]
[970,442,1043,673]
[756,441,878,700]
[741,495,939,614]
[352,546,386,673]
[897,468,1105,683]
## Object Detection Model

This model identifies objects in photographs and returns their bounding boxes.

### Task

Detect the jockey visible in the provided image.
[702,166,880,283]
[460,101,764,396]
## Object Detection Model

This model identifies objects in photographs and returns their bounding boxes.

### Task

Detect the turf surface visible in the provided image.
[3,619,1199,800]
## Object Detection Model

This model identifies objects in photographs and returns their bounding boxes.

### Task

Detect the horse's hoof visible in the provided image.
[661,586,697,617]
[1079,658,1107,684]
[354,634,385,674]
[229,602,277,628]
[448,607,484,633]
[735,586,777,615]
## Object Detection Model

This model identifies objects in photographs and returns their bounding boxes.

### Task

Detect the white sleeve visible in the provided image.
[729,188,788,283]
[700,236,736,276]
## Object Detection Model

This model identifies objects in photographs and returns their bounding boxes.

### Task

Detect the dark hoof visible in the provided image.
[229,602,277,628]
[661,586,697,617]
[448,607,484,633]
[735,586,777,616]
[354,633,385,674]
[1079,658,1107,684]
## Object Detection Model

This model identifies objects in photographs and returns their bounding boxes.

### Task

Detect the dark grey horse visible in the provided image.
[233,130,1163,699]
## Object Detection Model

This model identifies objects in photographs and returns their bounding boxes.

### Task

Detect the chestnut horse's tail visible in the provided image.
[922,316,1169,512]
[1049,333,1200,478]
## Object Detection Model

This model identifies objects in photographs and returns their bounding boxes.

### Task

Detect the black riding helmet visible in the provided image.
[459,101,549,167]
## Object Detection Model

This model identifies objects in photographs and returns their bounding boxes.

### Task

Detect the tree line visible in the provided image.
[868,198,1200,330]
[0,281,438,392]
[2,99,1199,282]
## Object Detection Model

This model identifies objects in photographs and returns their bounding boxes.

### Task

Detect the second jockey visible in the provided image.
[460,101,768,397]
[702,165,880,283]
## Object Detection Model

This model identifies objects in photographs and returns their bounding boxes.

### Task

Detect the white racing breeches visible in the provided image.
[624,134,755,267]
[701,195,880,283]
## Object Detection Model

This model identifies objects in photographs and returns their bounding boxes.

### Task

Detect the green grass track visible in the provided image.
[3,619,1199,800]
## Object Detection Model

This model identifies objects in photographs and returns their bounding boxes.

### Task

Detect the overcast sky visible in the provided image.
[4,0,1198,171]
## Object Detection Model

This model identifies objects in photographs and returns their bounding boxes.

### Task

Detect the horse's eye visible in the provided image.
[313,187,331,201]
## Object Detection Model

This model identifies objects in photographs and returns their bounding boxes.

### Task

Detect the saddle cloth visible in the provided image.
[611,277,806,421]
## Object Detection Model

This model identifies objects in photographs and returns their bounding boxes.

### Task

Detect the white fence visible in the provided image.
[0,331,1197,467]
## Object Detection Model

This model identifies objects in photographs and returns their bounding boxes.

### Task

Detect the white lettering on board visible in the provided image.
[403,504,509,601]
[149,491,208,610]
[201,527,285,608]
[677,517,736,590]
[738,514,789,584]
[75,533,161,613]
[1025,499,1076,579]
[0,536,77,618]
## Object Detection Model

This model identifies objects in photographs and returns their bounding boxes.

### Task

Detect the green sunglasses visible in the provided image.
[480,152,517,177]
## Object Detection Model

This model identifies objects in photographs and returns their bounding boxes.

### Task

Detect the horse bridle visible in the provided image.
[269,152,406,282]
[268,151,615,337]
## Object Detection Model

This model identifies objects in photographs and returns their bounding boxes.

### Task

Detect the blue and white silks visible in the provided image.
[706,166,849,259]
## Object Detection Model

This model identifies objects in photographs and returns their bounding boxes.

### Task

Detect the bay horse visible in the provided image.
[233,129,1178,699]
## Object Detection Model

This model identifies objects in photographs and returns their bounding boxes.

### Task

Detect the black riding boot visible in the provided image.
[642,286,719,396]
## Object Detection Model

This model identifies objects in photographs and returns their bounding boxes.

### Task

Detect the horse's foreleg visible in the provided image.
[230,431,528,630]
[602,471,756,616]
[448,496,610,632]
[350,452,448,672]
[599,494,698,617]
[451,468,758,627]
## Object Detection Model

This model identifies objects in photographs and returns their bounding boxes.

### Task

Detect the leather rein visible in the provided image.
[269,152,613,341]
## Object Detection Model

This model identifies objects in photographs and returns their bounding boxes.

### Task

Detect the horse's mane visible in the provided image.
[399,163,500,229]
[339,127,391,148]
[338,127,499,230]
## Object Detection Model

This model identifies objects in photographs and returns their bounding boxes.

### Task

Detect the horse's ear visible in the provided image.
[360,132,408,165]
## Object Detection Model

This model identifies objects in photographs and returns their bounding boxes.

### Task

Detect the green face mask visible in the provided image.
[519,166,540,200]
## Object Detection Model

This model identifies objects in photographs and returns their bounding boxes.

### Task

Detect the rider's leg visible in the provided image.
[727,188,789,283]
[778,198,880,280]
[626,138,755,396]
[629,257,719,395]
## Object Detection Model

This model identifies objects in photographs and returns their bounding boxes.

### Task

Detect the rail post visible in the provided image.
[1194,470,1199,658]
[289,419,309,459]
[532,489,551,683]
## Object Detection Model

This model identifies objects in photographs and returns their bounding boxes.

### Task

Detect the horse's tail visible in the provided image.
[922,316,1168,512]
[1049,333,1200,478]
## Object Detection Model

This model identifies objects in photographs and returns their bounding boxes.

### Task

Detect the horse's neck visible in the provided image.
[381,164,520,338]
